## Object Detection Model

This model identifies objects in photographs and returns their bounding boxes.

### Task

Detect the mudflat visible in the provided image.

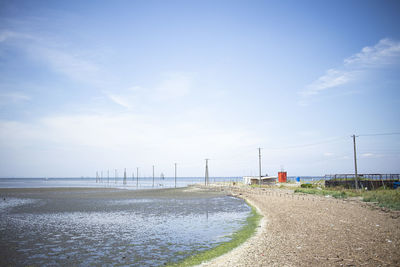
[0,186,248,266]
[200,185,400,267]
[0,186,226,200]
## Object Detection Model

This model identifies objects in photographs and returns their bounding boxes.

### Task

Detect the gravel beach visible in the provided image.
[199,185,400,267]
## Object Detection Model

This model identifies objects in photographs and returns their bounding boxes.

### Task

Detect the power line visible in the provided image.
[265,132,399,151]
[358,132,400,137]
[267,136,348,151]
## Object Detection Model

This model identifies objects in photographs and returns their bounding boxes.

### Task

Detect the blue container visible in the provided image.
[296,177,300,182]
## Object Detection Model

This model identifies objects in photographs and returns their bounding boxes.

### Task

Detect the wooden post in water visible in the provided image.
[205,159,209,186]
[153,165,155,188]
[107,170,109,184]
[160,172,164,187]
[114,169,117,184]
[123,168,127,185]
[174,163,177,188]
[96,171,99,183]
[136,167,139,187]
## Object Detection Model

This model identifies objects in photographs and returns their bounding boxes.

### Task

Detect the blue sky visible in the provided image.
[0,0,399,177]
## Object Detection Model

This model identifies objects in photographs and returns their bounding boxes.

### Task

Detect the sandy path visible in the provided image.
[200,186,400,267]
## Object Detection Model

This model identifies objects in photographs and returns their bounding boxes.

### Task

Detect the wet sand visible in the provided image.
[0,186,248,266]
[0,186,226,200]
[199,185,400,266]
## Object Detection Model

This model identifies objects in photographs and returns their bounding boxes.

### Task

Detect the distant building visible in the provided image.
[278,171,287,183]
[243,176,277,185]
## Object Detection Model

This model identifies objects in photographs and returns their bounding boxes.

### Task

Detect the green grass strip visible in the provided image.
[362,189,400,210]
[166,202,262,267]
[294,187,400,210]
[294,187,359,198]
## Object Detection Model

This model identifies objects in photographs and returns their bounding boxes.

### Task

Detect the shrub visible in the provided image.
[301,183,313,188]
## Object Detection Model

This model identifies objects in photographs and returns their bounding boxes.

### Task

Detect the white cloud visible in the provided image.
[344,38,400,66]
[106,72,194,110]
[360,153,384,159]
[108,94,132,109]
[302,69,355,96]
[29,46,102,85]
[0,110,259,176]
[0,30,34,42]
[361,153,374,158]
[154,72,193,100]
[0,92,31,105]
[300,38,400,105]
[0,29,103,85]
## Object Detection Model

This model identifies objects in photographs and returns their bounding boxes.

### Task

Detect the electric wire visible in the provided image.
[358,132,400,137]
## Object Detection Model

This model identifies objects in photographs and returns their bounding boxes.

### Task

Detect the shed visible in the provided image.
[243,176,277,185]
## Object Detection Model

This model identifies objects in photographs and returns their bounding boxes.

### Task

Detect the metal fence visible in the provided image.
[324,174,400,180]
[324,174,400,189]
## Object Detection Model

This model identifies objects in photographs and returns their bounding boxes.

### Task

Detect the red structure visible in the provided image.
[278,172,287,183]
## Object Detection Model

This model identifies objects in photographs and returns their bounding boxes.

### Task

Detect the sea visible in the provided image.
[0,176,324,189]
[0,177,243,189]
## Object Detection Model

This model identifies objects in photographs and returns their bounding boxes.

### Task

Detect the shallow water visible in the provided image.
[0,188,250,266]
[0,177,242,189]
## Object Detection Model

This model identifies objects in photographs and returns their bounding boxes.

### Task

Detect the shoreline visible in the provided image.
[167,189,262,267]
[2,185,399,266]
[198,184,400,266]
[1,185,262,266]
[195,192,268,267]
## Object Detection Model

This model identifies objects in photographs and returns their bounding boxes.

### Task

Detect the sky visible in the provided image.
[0,0,400,178]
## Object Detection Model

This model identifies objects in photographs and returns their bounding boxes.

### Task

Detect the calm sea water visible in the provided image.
[0,176,325,189]
[0,177,242,189]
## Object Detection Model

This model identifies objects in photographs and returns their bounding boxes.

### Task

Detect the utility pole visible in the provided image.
[352,135,359,189]
[136,167,139,187]
[258,148,262,187]
[153,165,155,188]
[205,159,209,186]
[174,163,177,188]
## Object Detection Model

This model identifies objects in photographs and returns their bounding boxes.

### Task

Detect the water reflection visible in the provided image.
[0,192,250,266]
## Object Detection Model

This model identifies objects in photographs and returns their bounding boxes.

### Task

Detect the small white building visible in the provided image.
[243,176,277,185]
